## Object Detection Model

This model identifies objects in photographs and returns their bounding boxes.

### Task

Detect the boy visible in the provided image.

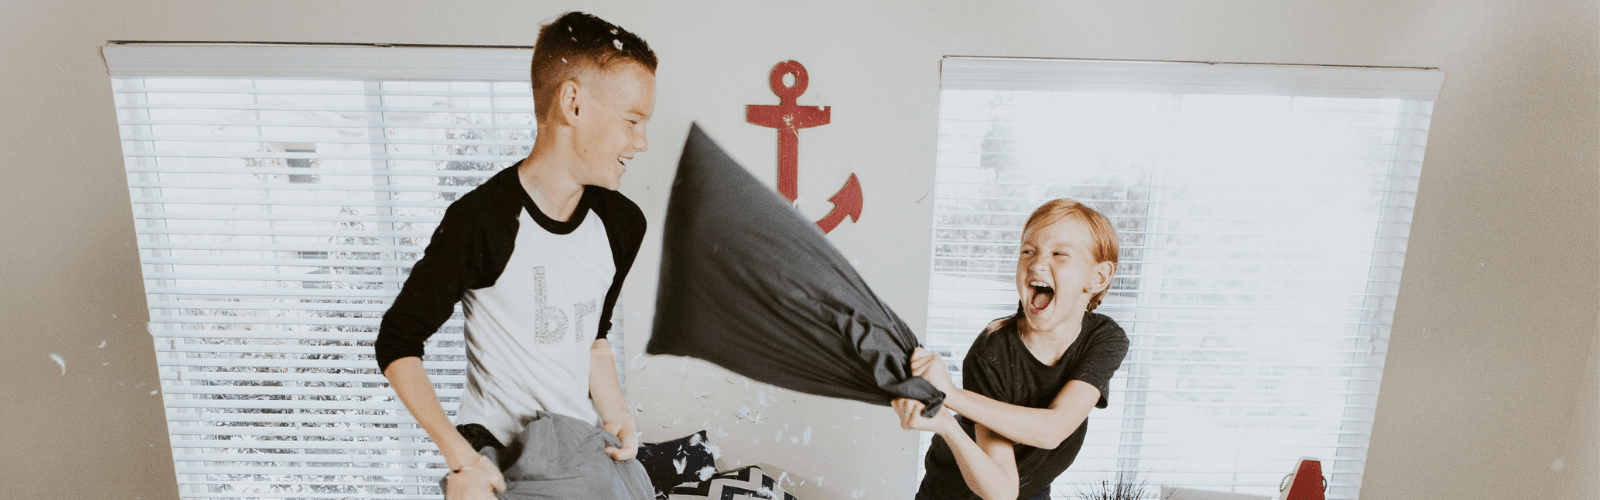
[374,12,655,500]
[893,199,1130,500]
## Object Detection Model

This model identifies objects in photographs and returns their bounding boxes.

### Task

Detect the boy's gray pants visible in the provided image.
[441,411,654,500]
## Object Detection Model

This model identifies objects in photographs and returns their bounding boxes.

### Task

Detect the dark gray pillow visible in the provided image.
[647,123,944,418]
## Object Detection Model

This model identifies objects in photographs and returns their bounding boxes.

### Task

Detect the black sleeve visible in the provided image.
[374,202,486,373]
[592,189,648,340]
[1069,317,1129,409]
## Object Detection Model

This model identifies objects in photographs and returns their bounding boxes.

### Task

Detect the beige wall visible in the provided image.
[1555,328,1599,500]
[2,1,1596,499]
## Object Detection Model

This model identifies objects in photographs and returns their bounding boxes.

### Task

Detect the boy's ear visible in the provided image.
[556,79,582,123]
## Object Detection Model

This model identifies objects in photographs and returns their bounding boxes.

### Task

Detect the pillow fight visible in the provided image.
[373,12,1128,500]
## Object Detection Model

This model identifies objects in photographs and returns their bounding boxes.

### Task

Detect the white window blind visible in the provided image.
[927,57,1442,499]
[103,44,608,500]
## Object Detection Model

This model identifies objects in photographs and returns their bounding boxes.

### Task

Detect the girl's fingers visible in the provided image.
[892,399,918,430]
[912,351,944,377]
[903,401,925,422]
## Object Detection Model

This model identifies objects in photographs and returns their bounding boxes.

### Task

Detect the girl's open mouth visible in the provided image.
[1027,280,1054,314]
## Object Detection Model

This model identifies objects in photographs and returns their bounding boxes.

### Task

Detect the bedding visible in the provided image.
[667,465,797,500]
[636,430,718,499]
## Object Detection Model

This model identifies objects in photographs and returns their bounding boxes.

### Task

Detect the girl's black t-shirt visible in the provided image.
[922,311,1129,500]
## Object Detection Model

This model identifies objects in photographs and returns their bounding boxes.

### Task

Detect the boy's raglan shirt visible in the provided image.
[922,311,1129,500]
[375,166,646,445]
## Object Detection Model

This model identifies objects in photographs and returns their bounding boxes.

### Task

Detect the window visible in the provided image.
[104,43,600,499]
[926,57,1442,499]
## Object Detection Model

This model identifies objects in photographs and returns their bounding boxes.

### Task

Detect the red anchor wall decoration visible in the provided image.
[746,60,863,234]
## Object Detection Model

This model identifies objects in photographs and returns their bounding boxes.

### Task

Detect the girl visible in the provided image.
[895,199,1130,500]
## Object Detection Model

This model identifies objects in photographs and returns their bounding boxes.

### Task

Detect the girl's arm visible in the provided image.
[588,338,638,461]
[893,399,1018,500]
[912,348,1100,449]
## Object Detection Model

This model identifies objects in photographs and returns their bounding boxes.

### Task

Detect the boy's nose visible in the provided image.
[633,129,649,153]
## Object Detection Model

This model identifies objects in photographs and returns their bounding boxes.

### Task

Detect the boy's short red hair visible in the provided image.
[530,12,658,121]
[1023,198,1120,312]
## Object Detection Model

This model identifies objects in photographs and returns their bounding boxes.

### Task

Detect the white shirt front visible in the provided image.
[456,208,615,444]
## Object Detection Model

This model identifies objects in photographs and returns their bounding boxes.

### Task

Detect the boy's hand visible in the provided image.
[893,398,960,436]
[445,454,505,500]
[911,347,956,394]
[603,420,639,461]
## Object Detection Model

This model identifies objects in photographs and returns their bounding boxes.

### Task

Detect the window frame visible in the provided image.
[106,43,569,500]
[923,56,1443,499]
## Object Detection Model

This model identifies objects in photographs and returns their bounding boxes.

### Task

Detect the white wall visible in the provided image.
[2,1,1596,499]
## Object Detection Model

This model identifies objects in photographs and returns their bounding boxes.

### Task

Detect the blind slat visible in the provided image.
[160,373,464,384]
[123,151,525,162]
[131,197,454,208]
[172,465,446,477]
[166,413,446,425]
[119,118,537,130]
[171,441,442,452]
[161,400,454,411]
[168,427,429,438]
[103,44,532,80]
[128,166,504,177]
[157,344,460,356]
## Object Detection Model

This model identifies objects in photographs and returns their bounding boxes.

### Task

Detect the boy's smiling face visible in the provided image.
[570,62,655,190]
[1015,216,1114,335]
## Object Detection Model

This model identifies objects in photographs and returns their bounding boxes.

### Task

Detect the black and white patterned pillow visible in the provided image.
[667,465,798,500]
[636,430,719,499]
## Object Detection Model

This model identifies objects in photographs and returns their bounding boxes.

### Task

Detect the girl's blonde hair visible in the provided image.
[988,198,1121,333]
